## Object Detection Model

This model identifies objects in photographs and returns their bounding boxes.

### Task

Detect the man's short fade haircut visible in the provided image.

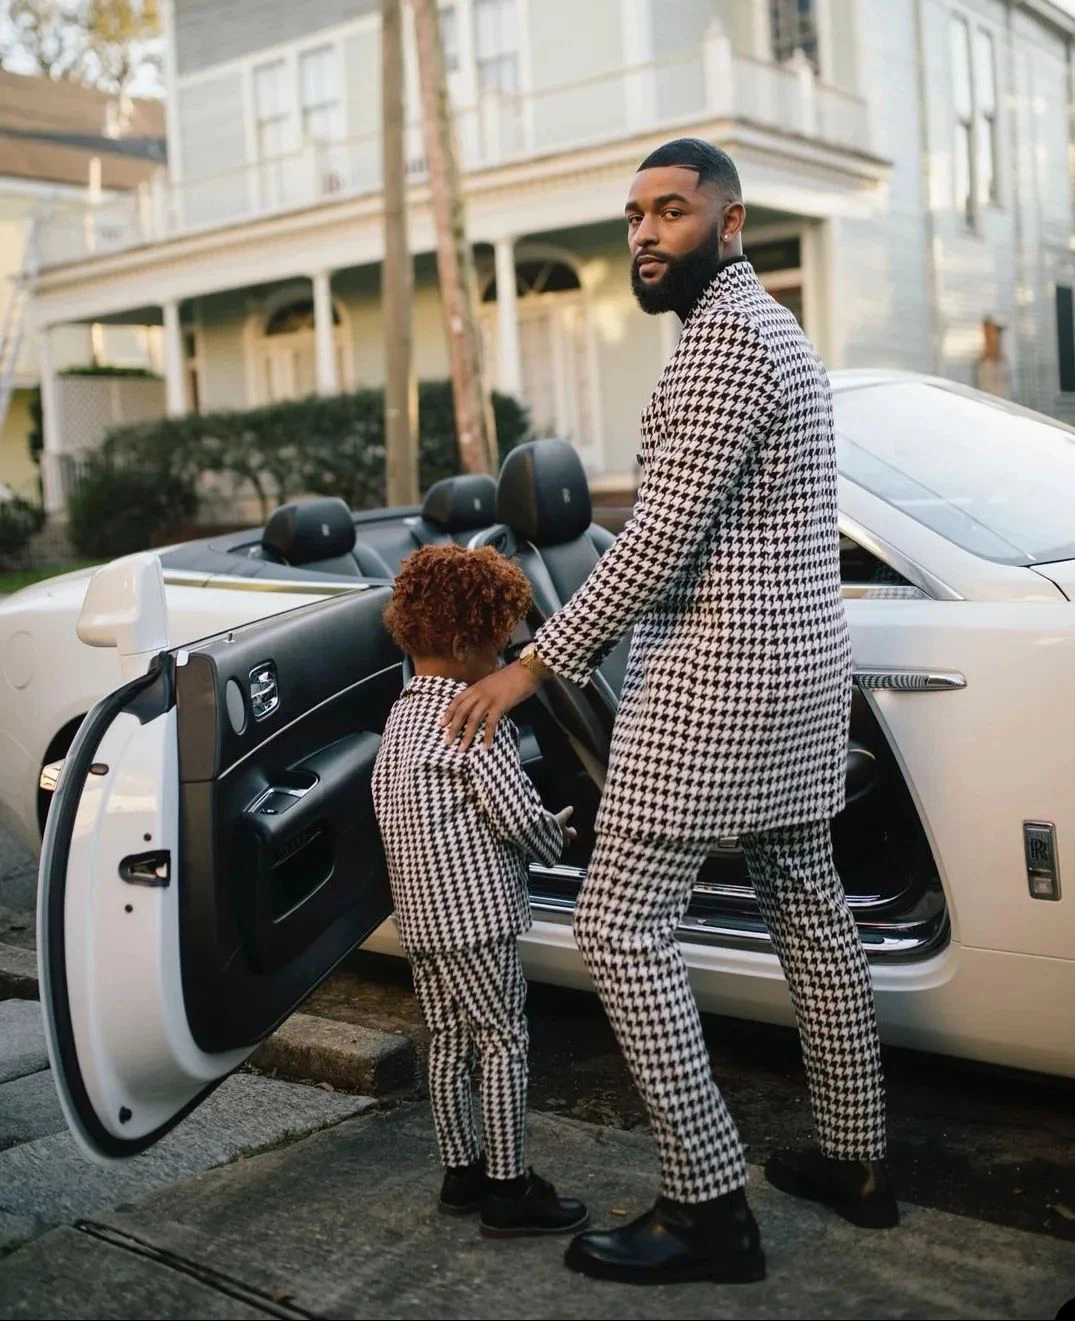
[637,137,742,201]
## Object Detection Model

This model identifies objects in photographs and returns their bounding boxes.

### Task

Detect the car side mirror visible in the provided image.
[77,552,169,679]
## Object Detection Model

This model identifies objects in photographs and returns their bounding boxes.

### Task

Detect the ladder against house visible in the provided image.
[0,209,45,441]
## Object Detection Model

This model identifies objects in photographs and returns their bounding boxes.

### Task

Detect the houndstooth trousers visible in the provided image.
[411,938,529,1181]
[573,820,887,1203]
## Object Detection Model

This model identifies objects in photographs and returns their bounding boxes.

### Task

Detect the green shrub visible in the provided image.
[67,461,199,560]
[0,496,45,567]
[66,382,529,559]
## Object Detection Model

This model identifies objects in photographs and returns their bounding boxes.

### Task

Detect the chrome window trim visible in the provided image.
[838,514,963,602]
[163,569,372,596]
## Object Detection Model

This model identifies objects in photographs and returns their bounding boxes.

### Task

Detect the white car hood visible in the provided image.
[1032,561,1075,601]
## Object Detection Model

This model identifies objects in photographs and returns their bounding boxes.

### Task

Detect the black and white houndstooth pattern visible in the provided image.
[534,259,853,842]
[412,937,529,1180]
[574,819,886,1202]
[740,822,886,1162]
[371,674,565,955]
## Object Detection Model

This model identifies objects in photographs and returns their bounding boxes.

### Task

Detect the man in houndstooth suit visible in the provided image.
[445,138,896,1285]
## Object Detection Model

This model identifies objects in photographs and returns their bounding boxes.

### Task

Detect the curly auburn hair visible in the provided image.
[383,543,532,658]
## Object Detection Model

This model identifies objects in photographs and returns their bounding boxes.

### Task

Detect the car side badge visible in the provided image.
[1024,822,1061,900]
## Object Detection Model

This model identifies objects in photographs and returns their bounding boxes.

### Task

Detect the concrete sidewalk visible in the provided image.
[0,999,377,1258]
[2,1101,1072,1320]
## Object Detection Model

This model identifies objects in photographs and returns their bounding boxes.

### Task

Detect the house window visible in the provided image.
[1057,286,1075,393]
[770,0,819,74]
[951,15,974,222]
[975,28,998,207]
[440,4,460,73]
[254,59,291,160]
[300,45,343,146]
[475,0,519,95]
[952,15,1001,224]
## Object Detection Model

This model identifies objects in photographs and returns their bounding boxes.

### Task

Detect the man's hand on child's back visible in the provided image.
[555,805,578,845]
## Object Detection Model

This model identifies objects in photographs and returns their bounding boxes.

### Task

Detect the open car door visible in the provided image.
[38,555,401,1162]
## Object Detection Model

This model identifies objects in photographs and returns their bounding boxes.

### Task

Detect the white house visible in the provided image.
[21,0,1075,515]
[0,70,166,499]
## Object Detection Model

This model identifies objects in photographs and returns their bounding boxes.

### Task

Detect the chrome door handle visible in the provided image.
[249,662,280,720]
[853,669,966,692]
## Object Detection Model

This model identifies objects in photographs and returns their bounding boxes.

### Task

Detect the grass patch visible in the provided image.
[0,562,100,594]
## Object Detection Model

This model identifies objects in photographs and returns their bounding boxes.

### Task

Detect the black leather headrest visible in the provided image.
[262,497,356,565]
[421,474,497,531]
[496,440,592,545]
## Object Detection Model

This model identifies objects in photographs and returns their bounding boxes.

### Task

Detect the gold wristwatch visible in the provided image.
[518,643,554,682]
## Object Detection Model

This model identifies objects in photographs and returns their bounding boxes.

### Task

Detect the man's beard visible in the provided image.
[630,229,723,317]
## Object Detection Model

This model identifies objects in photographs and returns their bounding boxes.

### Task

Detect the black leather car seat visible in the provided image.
[356,474,499,574]
[261,497,392,579]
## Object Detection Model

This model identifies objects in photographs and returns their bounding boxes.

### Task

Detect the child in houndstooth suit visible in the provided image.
[372,544,588,1239]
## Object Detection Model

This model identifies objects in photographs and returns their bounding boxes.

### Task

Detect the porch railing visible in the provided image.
[36,31,870,270]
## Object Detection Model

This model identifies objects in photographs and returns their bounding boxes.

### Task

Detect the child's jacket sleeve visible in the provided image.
[466,720,565,866]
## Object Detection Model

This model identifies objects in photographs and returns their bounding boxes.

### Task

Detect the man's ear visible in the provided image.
[721,200,746,239]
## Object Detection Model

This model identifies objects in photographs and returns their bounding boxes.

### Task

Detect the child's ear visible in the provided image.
[451,635,468,662]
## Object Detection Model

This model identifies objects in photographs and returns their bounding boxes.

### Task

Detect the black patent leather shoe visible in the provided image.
[480,1169,589,1238]
[765,1148,899,1229]
[564,1190,766,1285]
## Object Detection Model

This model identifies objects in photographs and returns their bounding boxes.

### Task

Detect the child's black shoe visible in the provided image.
[439,1158,489,1214]
[479,1169,589,1238]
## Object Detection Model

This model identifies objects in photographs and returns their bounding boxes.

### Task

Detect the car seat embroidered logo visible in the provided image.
[321,523,330,537]
[562,488,571,503]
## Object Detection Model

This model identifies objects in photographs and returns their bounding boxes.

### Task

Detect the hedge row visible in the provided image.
[68,382,529,560]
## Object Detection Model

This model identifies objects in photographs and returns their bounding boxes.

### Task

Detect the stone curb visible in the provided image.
[249,1011,417,1096]
[0,946,417,1098]
[0,942,38,1000]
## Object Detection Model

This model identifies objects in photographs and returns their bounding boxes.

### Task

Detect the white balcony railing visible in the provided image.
[36,32,870,270]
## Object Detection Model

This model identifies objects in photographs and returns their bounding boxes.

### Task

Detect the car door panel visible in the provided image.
[40,587,403,1162]
[175,591,401,1053]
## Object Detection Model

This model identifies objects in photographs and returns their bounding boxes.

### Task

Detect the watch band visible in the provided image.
[519,644,554,682]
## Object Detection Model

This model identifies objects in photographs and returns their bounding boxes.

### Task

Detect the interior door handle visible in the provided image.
[249,662,279,720]
[853,669,966,692]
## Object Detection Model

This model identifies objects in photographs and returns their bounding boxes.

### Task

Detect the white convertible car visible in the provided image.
[2,369,1073,1161]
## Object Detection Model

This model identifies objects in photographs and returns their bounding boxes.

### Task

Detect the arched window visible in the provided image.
[264,298,340,336]
[482,258,581,302]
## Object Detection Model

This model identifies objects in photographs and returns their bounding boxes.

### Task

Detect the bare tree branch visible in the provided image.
[1,0,161,94]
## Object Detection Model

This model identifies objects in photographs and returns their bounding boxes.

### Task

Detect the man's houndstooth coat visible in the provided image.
[534,258,853,845]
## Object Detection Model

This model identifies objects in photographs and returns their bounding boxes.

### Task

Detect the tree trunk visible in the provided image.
[411,0,497,474]
[382,0,419,505]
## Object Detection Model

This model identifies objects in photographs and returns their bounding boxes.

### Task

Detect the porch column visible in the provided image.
[312,269,339,396]
[37,327,65,515]
[621,0,657,132]
[703,20,735,117]
[162,298,187,416]
[494,236,522,397]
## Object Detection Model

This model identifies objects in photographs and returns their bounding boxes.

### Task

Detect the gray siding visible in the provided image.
[527,0,627,151]
[832,0,933,373]
[177,72,249,223]
[832,0,1075,432]
[343,24,382,192]
[174,0,378,75]
[650,0,710,122]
